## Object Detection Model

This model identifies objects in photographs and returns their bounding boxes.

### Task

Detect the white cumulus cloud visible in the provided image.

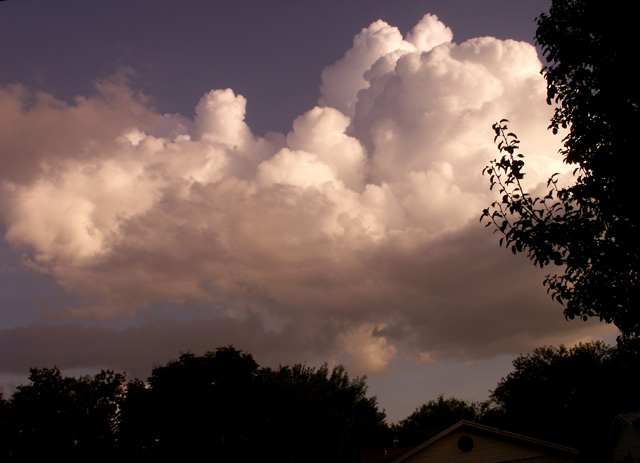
[0,14,603,376]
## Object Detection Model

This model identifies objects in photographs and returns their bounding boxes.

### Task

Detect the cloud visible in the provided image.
[319,14,453,118]
[0,315,333,378]
[0,14,607,377]
[337,324,399,375]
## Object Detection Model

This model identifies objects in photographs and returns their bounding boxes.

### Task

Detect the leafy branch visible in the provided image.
[479,1,640,337]
[481,120,569,270]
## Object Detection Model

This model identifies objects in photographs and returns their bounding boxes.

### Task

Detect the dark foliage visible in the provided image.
[0,347,389,461]
[393,395,482,448]
[118,346,260,459]
[2,367,124,460]
[116,346,389,462]
[488,340,640,456]
[0,393,9,460]
[481,0,640,336]
[252,363,391,462]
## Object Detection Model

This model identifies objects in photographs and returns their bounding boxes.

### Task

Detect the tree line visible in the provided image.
[1,340,639,461]
[0,346,388,462]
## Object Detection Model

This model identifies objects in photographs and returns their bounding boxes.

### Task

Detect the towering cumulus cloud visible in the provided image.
[0,15,604,376]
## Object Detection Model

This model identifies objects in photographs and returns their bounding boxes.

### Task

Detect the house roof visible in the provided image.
[393,420,578,463]
[616,412,640,433]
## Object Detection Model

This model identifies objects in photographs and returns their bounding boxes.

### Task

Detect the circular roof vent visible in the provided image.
[458,435,474,452]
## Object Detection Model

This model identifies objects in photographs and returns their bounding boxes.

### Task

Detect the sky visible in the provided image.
[0,0,617,422]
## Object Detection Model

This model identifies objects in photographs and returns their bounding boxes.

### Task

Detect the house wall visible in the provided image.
[400,428,575,463]
[609,425,640,463]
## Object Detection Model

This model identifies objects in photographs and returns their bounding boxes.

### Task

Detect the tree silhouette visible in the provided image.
[393,395,482,447]
[115,347,390,462]
[489,340,640,456]
[253,363,391,462]
[482,0,640,336]
[4,367,124,459]
[117,346,258,459]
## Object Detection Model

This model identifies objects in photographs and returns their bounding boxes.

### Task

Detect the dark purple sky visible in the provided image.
[3,0,548,135]
[0,0,616,422]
